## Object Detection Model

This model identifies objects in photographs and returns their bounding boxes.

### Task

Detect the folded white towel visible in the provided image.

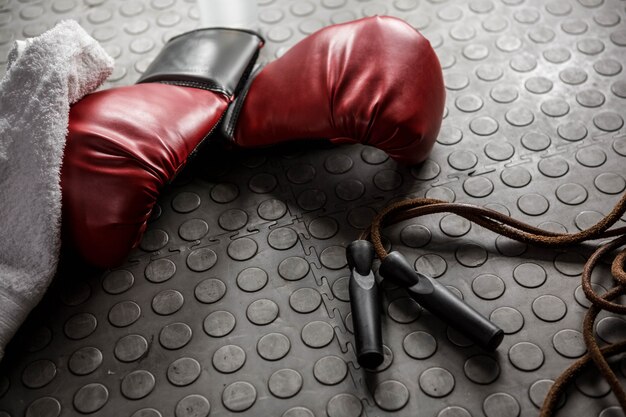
[0,20,113,360]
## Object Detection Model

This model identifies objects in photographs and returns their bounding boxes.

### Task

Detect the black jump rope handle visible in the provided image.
[379,251,504,351]
[346,240,384,368]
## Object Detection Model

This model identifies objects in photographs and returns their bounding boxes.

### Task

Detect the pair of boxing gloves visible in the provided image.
[63,16,446,268]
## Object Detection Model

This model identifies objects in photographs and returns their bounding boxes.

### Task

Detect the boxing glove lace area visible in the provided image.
[61,28,262,268]
[228,16,445,165]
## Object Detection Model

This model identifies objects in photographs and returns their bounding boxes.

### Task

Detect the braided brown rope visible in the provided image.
[361,193,626,416]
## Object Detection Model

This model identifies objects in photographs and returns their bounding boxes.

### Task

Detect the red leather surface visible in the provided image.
[234,16,445,165]
[62,83,228,268]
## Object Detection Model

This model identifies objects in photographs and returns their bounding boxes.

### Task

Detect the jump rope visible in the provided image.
[349,192,626,416]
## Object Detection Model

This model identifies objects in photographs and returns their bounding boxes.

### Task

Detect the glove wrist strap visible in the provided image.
[220,65,261,141]
[137,28,264,98]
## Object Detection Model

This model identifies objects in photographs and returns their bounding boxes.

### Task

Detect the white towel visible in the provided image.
[0,20,114,360]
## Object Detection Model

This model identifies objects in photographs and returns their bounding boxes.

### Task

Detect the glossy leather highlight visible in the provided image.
[232,16,445,165]
[61,84,227,267]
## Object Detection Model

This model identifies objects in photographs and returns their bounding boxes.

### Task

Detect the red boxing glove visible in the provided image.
[224,16,445,165]
[61,29,262,268]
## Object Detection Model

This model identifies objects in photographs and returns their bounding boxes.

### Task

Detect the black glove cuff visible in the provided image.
[219,65,262,141]
[136,28,264,98]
